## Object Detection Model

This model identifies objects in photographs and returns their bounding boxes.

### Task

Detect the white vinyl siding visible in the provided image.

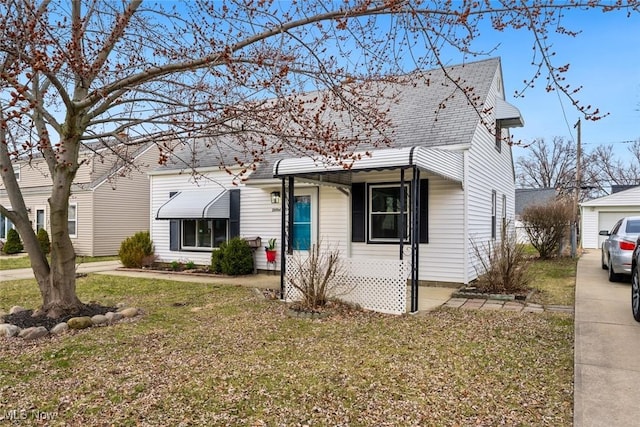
[464,70,517,283]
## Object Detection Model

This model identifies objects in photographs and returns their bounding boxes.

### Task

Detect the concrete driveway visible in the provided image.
[574,250,640,426]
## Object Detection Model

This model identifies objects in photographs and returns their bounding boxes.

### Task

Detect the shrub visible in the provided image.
[118,231,155,268]
[37,228,51,255]
[286,242,347,310]
[3,228,23,254]
[185,260,196,269]
[521,201,573,259]
[170,260,183,271]
[219,237,253,276]
[470,222,531,294]
[210,245,225,273]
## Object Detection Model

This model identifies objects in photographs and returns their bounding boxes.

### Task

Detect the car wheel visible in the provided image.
[632,267,640,322]
[608,256,621,282]
[602,250,608,270]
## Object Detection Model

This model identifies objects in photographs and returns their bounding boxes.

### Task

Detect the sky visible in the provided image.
[452,7,640,162]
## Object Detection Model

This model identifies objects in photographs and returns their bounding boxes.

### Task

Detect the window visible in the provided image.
[491,190,497,240]
[369,184,410,242]
[501,194,507,230]
[68,204,77,237]
[36,209,45,232]
[495,122,503,153]
[13,164,20,181]
[0,214,15,240]
[181,219,228,250]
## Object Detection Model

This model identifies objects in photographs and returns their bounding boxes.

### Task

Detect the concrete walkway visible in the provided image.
[574,250,640,427]
[0,260,124,281]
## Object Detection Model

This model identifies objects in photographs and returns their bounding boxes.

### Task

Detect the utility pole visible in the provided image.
[572,119,581,257]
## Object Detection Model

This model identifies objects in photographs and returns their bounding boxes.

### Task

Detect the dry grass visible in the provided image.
[0,275,573,426]
[527,257,578,306]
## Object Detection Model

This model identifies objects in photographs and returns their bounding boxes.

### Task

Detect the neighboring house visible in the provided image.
[514,188,558,243]
[0,139,157,256]
[581,186,640,249]
[149,57,523,314]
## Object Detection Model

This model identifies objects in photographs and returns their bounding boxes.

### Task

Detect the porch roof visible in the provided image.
[273,146,464,184]
[156,188,229,219]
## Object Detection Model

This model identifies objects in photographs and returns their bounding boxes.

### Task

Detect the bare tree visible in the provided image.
[583,141,640,194]
[516,137,577,193]
[0,0,637,317]
[517,137,640,198]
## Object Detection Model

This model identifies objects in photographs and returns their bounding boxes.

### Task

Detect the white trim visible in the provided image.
[13,164,20,181]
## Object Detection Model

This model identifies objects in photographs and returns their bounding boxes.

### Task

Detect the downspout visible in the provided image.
[463,151,470,285]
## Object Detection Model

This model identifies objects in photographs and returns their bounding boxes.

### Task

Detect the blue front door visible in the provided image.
[293,195,311,250]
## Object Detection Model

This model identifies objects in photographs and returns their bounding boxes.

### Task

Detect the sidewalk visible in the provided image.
[574,250,640,427]
[0,260,124,281]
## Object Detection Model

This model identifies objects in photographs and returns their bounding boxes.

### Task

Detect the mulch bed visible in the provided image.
[2,304,116,330]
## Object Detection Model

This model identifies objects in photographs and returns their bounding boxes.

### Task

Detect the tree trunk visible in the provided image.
[33,163,84,318]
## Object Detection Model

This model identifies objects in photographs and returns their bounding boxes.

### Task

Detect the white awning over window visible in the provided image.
[495,98,524,128]
[273,146,464,184]
[156,189,230,220]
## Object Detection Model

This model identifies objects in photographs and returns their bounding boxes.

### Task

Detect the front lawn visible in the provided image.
[0,275,573,426]
[528,257,578,306]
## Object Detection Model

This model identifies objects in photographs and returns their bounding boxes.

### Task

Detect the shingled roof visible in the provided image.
[158,57,507,180]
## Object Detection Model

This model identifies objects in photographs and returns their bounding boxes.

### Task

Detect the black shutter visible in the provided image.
[419,179,428,243]
[168,191,180,251]
[351,183,366,242]
[229,189,240,238]
[169,220,180,251]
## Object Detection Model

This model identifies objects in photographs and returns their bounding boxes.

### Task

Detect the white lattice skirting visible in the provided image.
[284,256,411,315]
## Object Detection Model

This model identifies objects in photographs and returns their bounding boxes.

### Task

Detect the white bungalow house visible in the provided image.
[149,57,523,314]
[581,185,640,249]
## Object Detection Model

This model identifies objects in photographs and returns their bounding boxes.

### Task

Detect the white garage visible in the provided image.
[581,186,640,249]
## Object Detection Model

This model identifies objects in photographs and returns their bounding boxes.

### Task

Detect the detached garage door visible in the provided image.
[597,211,640,248]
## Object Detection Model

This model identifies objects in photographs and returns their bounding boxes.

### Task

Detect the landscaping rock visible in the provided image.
[0,323,21,337]
[67,317,93,330]
[118,307,139,318]
[105,311,123,323]
[9,305,26,315]
[20,326,49,340]
[50,323,69,335]
[91,314,108,325]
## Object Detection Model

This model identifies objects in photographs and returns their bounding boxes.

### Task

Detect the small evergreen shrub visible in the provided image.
[37,228,51,255]
[220,237,254,276]
[3,228,23,254]
[118,231,154,268]
[210,244,225,274]
[185,260,196,269]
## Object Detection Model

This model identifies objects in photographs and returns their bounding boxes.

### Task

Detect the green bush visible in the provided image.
[210,244,225,274]
[220,237,253,276]
[3,228,23,254]
[37,228,51,255]
[118,231,155,268]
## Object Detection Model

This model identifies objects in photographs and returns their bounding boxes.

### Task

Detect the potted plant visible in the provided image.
[265,238,277,263]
